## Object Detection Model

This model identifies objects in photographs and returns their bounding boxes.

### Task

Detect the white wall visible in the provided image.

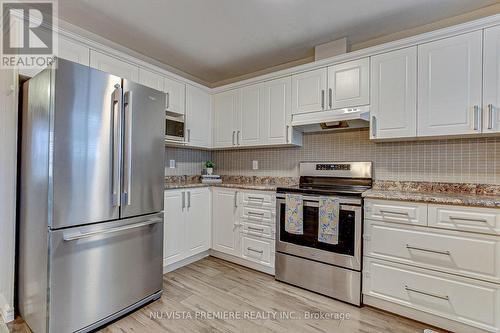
[0,69,17,323]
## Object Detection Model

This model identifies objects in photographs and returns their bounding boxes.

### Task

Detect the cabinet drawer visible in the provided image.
[242,192,275,209]
[429,204,500,235]
[364,220,500,283]
[365,199,427,225]
[363,258,500,333]
[241,235,274,267]
[241,207,274,224]
[242,221,274,239]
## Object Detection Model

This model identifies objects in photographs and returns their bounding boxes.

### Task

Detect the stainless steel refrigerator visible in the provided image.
[18,58,165,333]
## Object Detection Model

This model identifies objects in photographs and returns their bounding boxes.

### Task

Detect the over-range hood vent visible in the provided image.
[292,106,370,133]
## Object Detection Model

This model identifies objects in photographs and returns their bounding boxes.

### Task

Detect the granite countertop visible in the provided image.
[165,175,298,192]
[363,181,500,208]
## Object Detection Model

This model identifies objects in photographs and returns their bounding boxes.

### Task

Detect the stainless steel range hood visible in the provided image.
[292,106,370,133]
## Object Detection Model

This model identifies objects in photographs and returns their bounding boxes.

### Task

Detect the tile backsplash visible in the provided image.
[212,129,500,185]
[164,147,211,176]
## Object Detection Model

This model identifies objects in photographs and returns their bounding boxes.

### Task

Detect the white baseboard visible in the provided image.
[209,250,275,275]
[363,294,489,333]
[163,251,210,274]
[0,293,14,323]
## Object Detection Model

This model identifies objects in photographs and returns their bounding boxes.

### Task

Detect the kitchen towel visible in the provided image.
[318,196,340,245]
[285,193,303,235]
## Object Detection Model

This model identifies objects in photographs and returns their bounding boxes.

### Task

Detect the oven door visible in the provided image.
[276,194,362,270]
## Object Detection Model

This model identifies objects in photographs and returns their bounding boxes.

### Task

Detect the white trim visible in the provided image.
[211,13,500,93]
[163,251,210,274]
[15,10,212,91]
[209,250,275,275]
[0,293,14,323]
[363,295,491,333]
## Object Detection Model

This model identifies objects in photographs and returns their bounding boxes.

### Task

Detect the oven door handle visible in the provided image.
[277,198,359,211]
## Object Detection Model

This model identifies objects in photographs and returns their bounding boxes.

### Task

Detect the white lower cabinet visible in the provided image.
[241,235,274,268]
[364,258,500,333]
[211,187,276,274]
[211,187,241,257]
[363,199,500,333]
[164,188,210,269]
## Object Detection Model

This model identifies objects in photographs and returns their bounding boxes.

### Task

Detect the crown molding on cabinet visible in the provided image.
[211,13,500,94]
[15,10,212,92]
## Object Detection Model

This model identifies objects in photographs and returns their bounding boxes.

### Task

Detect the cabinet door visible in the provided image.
[89,50,139,81]
[291,68,327,114]
[483,25,500,133]
[370,47,417,139]
[164,77,186,115]
[186,85,212,148]
[164,190,185,266]
[213,89,240,148]
[185,188,211,257]
[59,36,89,66]
[418,31,482,136]
[212,188,240,257]
[239,84,263,146]
[263,77,291,145]
[328,58,369,109]
[139,68,164,91]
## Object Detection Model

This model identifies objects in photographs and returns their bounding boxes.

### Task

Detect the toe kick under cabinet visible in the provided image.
[363,199,500,333]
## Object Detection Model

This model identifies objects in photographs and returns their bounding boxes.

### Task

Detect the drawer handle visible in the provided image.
[449,216,487,223]
[247,247,264,254]
[406,245,450,256]
[404,285,449,301]
[248,196,264,201]
[247,226,264,232]
[248,211,264,216]
[380,210,409,216]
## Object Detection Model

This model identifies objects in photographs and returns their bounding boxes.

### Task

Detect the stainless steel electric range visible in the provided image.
[275,162,372,306]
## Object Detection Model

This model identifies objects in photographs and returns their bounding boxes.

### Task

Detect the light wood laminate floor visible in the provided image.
[7,256,442,333]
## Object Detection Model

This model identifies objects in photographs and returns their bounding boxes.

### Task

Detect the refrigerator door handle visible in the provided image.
[63,218,162,241]
[111,84,122,207]
[122,90,133,205]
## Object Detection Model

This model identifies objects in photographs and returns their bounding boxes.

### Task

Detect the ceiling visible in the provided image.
[59,0,500,85]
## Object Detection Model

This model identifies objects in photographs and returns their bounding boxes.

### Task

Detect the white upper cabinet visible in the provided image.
[417,31,483,137]
[370,47,417,139]
[292,58,369,115]
[20,35,90,77]
[58,36,90,66]
[164,77,186,115]
[213,89,240,148]
[328,58,369,109]
[291,68,327,114]
[240,84,263,146]
[213,77,299,148]
[138,68,164,91]
[185,85,212,148]
[483,25,500,134]
[89,50,139,81]
[263,77,293,145]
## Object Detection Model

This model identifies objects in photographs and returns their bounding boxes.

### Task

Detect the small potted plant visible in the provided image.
[204,161,215,175]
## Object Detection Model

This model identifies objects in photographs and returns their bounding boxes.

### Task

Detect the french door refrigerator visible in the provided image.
[18,58,165,333]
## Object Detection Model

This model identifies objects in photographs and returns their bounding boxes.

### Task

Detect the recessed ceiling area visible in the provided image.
[59,0,500,85]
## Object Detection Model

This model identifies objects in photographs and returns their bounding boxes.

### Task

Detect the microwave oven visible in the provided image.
[165,113,185,142]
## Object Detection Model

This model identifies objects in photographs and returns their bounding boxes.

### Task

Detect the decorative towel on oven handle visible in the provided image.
[285,193,303,235]
[318,196,340,245]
